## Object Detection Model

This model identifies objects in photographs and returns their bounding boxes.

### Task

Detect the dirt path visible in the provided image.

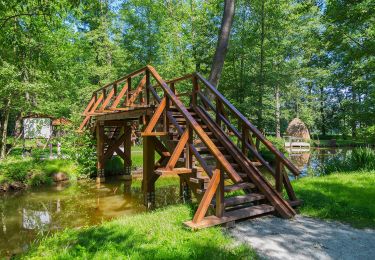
[229,215,375,260]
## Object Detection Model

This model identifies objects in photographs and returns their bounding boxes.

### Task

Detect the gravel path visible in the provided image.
[229,215,375,260]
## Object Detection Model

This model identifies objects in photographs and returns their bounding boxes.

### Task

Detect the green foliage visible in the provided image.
[320,148,375,174]
[0,155,78,186]
[293,171,375,228]
[23,205,256,259]
[72,132,97,178]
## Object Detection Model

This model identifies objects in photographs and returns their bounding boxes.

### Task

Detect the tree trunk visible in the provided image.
[208,0,235,87]
[275,85,281,138]
[0,99,11,159]
[257,0,265,131]
[320,86,326,137]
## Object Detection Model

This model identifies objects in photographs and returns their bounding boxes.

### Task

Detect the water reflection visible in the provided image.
[288,148,351,179]
[0,177,180,257]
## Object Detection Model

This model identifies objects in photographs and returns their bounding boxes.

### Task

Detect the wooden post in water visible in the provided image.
[143,136,156,209]
[96,121,105,183]
[123,122,132,179]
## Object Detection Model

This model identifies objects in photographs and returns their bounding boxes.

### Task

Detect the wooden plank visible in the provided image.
[141,132,168,136]
[184,204,274,230]
[155,167,193,175]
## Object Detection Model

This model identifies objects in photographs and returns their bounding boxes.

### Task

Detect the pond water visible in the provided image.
[287,147,351,179]
[0,177,180,258]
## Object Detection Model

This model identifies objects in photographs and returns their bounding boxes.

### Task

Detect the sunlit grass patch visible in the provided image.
[293,171,375,228]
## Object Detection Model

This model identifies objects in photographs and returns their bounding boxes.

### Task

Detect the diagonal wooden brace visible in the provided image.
[192,169,221,223]
[165,129,189,170]
[142,97,166,134]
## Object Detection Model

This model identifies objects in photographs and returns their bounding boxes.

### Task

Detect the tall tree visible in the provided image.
[209,0,235,87]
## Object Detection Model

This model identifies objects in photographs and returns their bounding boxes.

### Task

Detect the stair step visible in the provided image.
[195,146,226,153]
[220,193,265,207]
[224,182,256,192]
[184,204,275,229]
[155,167,193,175]
[189,177,209,184]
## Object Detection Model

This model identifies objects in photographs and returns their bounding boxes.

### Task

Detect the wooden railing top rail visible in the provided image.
[93,66,147,94]
[195,72,300,176]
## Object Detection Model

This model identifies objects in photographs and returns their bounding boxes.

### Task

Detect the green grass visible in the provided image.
[293,171,375,228]
[23,205,256,259]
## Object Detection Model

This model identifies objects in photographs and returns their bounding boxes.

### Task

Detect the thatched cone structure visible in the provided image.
[286,118,310,140]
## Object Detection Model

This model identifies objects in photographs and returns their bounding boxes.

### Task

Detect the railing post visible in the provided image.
[113,83,117,99]
[102,89,106,103]
[242,123,249,155]
[164,95,169,133]
[146,70,150,105]
[215,98,221,126]
[185,125,193,169]
[215,165,224,218]
[275,158,283,193]
[127,77,132,106]
[192,75,198,107]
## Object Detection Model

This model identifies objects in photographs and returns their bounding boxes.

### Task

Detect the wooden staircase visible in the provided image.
[79,65,301,229]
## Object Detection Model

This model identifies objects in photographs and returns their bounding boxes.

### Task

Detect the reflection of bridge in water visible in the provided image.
[284,136,310,153]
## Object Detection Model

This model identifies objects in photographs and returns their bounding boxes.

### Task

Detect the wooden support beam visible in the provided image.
[143,136,156,208]
[110,82,128,110]
[215,166,225,218]
[165,129,189,170]
[98,88,115,112]
[275,159,283,193]
[79,93,104,131]
[192,169,220,223]
[96,121,105,183]
[124,124,132,175]
[128,76,146,106]
[142,97,166,134]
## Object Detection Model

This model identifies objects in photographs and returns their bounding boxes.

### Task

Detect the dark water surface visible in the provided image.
[287,147,352,178]
[0,177,180,257]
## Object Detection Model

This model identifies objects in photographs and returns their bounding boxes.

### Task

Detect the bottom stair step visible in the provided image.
[184,204,275,229]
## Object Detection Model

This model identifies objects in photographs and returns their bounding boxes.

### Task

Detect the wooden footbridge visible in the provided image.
[79,65,301,229]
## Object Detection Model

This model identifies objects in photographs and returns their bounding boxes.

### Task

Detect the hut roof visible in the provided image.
[286,118,310,140]
[52,118,72,126]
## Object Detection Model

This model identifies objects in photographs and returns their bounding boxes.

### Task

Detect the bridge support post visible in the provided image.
[96,121,105,183]
[123,123,132,179]
[143,136,156,209]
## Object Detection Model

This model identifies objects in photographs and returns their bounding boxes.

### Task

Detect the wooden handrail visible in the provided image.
[93,67,147,94]
[195,72,300,176]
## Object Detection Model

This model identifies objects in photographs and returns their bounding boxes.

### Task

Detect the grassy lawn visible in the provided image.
[293,171,375,228]
[23,205,256,259]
